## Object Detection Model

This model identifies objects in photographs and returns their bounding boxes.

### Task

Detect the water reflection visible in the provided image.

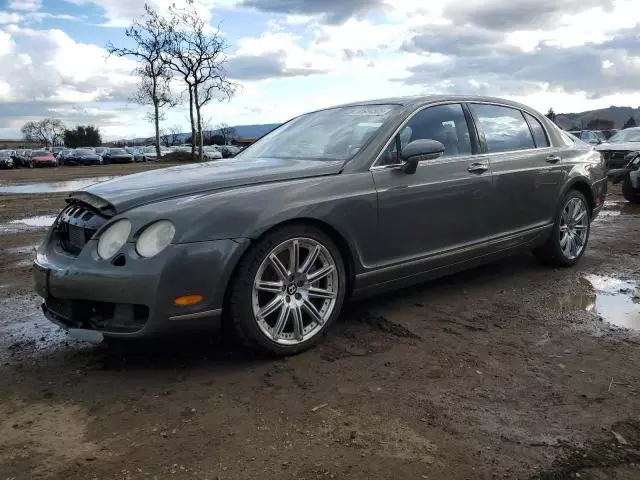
[552,274,640,331]
[0,215,56,233]
[0,176,115,194]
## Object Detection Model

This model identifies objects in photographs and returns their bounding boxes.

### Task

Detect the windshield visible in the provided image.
[32,150,48,156]
[110,148,127,155]
[75,149,94,155]
[608,128,640,143]
[143,147,155,153]
[242,104,399,160]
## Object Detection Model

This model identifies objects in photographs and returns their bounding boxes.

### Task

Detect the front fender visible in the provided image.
[123,172,379,274]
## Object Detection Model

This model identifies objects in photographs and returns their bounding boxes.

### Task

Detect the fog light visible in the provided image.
[174,295,203,306]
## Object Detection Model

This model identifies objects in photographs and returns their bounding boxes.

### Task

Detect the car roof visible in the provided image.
[323,94,542,113]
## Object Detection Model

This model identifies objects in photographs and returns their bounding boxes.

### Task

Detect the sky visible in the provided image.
[0,0,639,140]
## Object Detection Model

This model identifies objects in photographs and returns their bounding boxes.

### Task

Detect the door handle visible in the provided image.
[468,163,489,174]
[546,155,561,164]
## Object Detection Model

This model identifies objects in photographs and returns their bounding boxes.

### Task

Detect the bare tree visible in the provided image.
[167,2,236,160]
[216,122,236,145]
[21,118,65,147]
[107,4,175,161]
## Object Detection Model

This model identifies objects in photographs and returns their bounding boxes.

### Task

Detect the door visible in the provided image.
[371,103,493,274]
[468,103,564,236]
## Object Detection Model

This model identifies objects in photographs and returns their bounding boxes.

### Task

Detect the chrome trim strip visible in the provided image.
[355,223,551,279]
[370,100,555,170]
[169,308,222,321]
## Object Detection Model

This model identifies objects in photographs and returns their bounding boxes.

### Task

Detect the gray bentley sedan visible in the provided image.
[34,95,608,355]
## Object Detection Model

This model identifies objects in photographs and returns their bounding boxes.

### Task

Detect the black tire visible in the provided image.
[534,189,591,267]
[227,223,347,356]
[622,176,640,203]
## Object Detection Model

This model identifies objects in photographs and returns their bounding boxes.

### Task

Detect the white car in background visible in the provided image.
[202,146,223,160]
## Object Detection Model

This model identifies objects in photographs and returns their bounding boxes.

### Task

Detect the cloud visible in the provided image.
[444,0,615,31]
[64,0,237,27]
[399,26,640,99]
[0,25,140,137]
[227,51,329,80]
[401,24,517,57]
[0,12,23,24]
[238,0,385,24]
[9,0,42,11]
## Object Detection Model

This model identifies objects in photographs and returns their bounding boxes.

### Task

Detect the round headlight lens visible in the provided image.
[97,219,132,260]
[136,220,175,258]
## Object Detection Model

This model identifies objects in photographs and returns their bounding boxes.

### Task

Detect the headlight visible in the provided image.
[136,220,175,258]
[97,219,132,259]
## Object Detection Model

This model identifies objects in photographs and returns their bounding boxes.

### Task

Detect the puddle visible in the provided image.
[0,176,115,194]
[553,275,640,331]
[7,244,38,255]
[595,200,640,221]
[0,215,57,233]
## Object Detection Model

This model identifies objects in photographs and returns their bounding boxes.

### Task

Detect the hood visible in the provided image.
[77,157,345,213]
[596,142,640,152]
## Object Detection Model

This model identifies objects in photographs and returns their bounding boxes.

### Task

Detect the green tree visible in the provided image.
[623,116,637,129]
[586,118,614,130]
[545,108,557,124]
[64,125,102,148]
[21,118,66,146]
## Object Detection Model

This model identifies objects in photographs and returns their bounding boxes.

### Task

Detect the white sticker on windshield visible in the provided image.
[345,106,395,116]
[357,122,383,128]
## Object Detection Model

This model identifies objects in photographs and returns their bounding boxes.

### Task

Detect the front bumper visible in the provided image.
[34,236,249,339]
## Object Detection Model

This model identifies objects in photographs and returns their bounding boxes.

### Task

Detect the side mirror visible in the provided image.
[401,139,445,174]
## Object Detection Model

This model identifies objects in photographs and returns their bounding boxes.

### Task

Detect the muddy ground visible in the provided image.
[1,165,639,480]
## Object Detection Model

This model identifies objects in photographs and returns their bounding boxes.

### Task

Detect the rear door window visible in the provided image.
[523,112,550,148]
[470,104,535,153]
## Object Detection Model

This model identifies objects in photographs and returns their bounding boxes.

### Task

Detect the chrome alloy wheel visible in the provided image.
[559,196,589,260]
[252,237,339,345]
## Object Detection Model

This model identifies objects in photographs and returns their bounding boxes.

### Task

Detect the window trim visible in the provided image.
[370,101,477,170]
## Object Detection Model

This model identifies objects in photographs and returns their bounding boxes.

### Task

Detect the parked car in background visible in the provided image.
[596,127,640,169]
[216,145,241,158]
[600,129,618,140]
[609,152,640,203]
[13,149,33,168]
[0,151,14,169]
[103,148,134,164]
[34,95,607,355]
[568,130,605,145]
[31,150,58,167]
[123,147,143,162]
[63,148,103,166]
[95,147,108,156]
[56,149,73,162]
[202,146,223,160]
[52,147,65,156]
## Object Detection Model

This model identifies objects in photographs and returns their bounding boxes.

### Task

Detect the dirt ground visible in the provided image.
[1,165,639,480]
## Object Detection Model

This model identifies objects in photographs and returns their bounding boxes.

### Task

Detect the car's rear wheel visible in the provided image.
[534,190,590,267]
[227,224,347,355]
[622,176,640,203]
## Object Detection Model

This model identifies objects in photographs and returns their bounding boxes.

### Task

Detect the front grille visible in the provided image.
[44,296,148,333]
[55,202,108,255]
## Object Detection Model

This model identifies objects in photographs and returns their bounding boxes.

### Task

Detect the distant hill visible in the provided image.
[117,123,281,145]
[555,106,640,130]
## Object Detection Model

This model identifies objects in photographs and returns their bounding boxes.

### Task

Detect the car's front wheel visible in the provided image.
[534,189,590,267]
[227,224,347,355]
